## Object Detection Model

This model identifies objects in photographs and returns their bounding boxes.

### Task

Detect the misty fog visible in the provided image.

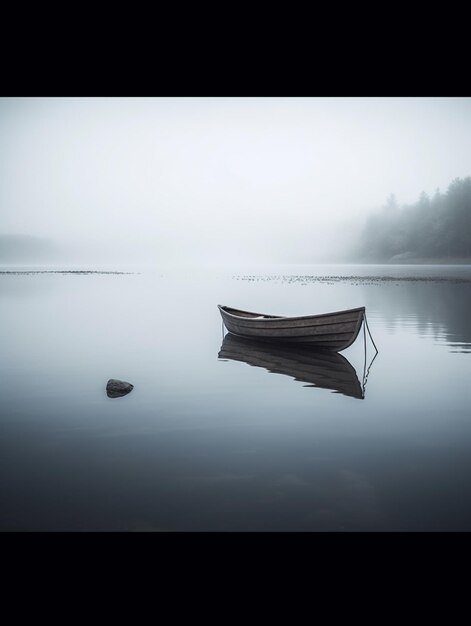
[2,97,471,533]
[1,97,470,266]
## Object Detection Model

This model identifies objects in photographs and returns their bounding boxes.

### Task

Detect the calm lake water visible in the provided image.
[1,264,471,531]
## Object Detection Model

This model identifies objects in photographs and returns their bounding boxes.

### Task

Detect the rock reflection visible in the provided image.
[218,334,366,399]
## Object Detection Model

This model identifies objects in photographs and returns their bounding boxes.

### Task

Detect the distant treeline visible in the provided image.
[355,177,471,262]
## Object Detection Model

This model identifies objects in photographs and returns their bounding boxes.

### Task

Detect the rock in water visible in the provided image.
[106,379,134,398]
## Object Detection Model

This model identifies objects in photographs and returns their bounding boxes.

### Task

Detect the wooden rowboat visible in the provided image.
[219,334,364,399]
[217,305,365,352]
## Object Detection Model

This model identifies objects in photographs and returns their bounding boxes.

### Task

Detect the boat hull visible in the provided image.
[218,305,365,351]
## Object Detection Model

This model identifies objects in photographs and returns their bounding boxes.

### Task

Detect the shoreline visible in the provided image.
[348,259,471,265]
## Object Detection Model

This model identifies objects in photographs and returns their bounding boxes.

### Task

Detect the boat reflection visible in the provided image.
[218,333,368,399]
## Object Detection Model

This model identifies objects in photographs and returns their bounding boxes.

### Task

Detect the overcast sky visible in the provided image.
[1,97,470,264]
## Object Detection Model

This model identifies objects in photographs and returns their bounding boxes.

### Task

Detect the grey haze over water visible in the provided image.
[1,98,471,531]
[1,97,471,265]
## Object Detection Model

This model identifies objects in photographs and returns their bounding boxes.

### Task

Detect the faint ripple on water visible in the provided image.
[233,275,471,285]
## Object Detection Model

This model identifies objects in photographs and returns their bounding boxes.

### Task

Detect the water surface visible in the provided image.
[1,264,471,531]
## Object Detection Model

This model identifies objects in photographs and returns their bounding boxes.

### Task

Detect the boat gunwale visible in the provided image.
[217,304,366,323]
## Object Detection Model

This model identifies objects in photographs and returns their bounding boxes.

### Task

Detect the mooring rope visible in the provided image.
[361,310,379,396]
[364,310,379,354]
[362,316,367,393]
[363,350,378,390]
